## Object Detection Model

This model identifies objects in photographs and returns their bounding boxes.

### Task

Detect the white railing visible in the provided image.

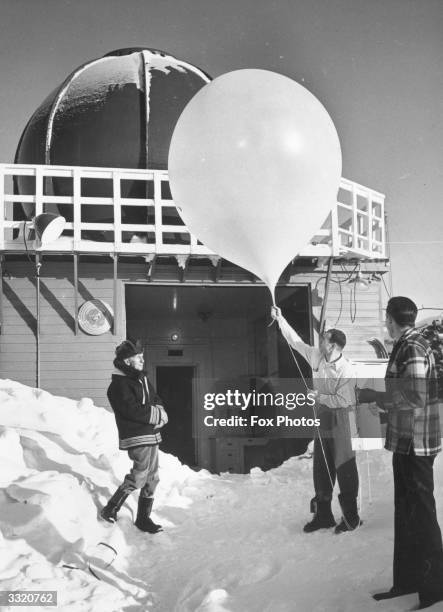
[0,163,386,259]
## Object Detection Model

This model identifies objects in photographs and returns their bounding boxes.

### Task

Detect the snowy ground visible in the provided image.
[1,379,443,612]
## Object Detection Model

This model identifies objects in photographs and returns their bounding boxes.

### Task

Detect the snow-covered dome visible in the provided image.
[14,47,211,220]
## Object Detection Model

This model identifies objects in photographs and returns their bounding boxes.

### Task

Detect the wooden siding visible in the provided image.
[322,282,385,360]
[0,259,388,410]
[0,261,124,408]
[286,269,387,361]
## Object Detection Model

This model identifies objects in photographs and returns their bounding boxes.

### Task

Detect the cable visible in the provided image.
[334,278,343,327]
[285,337,309,392]
[349,282,357,323]
[23,221,34,263]
[339,262,359,284]
[381,274,391,298]
[314,263,360,291]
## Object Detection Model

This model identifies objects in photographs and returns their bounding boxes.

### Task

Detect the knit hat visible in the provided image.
[115,339,143,361]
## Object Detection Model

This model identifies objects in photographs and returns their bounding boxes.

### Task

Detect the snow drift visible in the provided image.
[1,378,443,611]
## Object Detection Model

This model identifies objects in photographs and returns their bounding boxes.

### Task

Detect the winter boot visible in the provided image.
[303,500,336,533]
[335,495,362,533]
[135,496,163,534]
[100,487,129,523]
[372,586,417,601]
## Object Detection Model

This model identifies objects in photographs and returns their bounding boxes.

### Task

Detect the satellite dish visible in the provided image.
[78,299,114,335]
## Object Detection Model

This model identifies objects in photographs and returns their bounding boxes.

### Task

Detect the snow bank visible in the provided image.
[1,378,443,612]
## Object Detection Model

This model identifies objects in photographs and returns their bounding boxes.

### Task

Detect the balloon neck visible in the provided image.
[267,284,277,307]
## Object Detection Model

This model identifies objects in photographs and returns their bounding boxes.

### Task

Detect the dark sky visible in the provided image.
[1,0,442,313]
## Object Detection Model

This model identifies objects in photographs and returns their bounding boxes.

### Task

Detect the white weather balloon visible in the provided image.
[168,69,342,301]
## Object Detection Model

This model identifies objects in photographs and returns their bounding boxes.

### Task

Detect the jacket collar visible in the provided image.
[112,368,126,376]
[394,326,415,345]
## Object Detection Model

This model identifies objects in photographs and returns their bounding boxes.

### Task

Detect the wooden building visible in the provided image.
[0,162,389,472]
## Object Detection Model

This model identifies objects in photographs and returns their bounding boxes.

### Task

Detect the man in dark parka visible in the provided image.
[101,340,168,533]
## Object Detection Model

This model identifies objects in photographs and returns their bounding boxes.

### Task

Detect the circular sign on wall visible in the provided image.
[78,299,114,335]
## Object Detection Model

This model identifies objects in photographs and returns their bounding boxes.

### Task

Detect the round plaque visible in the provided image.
[78,299,114,335]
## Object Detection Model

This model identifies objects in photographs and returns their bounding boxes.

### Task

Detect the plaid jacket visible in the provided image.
[381,327,441,456]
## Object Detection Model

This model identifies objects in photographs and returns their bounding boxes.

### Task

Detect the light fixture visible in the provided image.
[22,213,66,390]
[171,332,180,342]
[33,213,66,245]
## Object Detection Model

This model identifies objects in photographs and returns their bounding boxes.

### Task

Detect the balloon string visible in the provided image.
[284,337,309,391]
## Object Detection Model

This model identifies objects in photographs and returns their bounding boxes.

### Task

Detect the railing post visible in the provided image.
[73,168,81,250]
[35,166,43,217]
[331,203,339,256]
[153,171,162,252]
[352,183,358,251]
[382,206,387,259]
[368,193,373,254]
[113,171,122,250]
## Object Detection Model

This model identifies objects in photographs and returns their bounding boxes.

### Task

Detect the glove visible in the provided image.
[158,405,168,426]
[357,388,378,404]
[153,405,168,429]
[271,306,282,320]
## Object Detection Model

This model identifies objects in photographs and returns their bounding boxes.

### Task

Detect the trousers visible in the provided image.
[392,452,443,599]
[121,444,160,499]
[313,436,359,505]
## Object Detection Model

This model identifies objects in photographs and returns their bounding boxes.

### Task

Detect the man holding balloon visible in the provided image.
[271,306,361,534]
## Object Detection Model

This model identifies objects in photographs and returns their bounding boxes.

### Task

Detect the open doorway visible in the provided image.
[156,365,195,466]
[125,283,312,471]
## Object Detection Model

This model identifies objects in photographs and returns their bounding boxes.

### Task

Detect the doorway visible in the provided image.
[156,365,195,466]
[125,283,312,471]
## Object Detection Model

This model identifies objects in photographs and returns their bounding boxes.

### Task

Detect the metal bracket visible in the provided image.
[175,254,189,282]
[143,254,156,281]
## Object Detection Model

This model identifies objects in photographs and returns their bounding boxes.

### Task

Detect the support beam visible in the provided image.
[175,254,189,282]
[318,257,334,338]
[112,254,118,335]
[35,253,42,388]
[144,254,156,281]
[73,254,79,335]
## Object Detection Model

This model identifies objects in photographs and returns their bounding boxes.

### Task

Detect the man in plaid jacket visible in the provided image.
[359,296,443,609]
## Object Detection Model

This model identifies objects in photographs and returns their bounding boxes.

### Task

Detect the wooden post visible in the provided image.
[35,253,42,388]
[319,257,334,338]
[351,182,358,251]
[73,253,79,335]
[113,172,122,250]
[153,172,162,251]
[113,254,118,335]
[72,168,81,251]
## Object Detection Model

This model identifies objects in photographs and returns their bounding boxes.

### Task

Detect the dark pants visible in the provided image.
[393,452,443,600]
[121,444,160,499]
[313,436,359,513]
